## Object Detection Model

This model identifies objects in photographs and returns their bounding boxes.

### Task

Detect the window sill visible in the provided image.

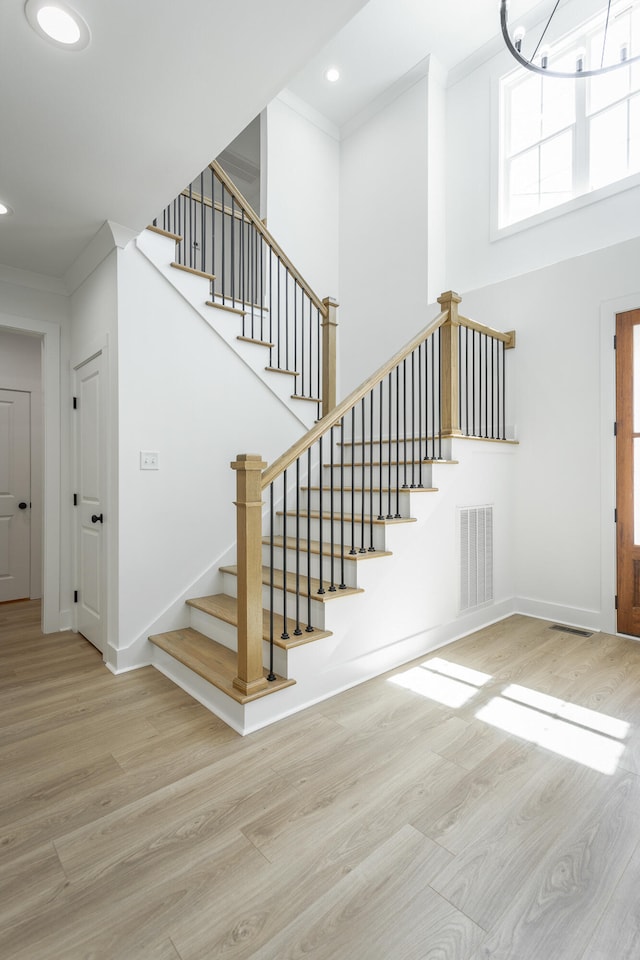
[491,169,640,242]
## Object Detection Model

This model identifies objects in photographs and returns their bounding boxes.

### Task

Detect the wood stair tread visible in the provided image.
[146,224,182,242]
[186,594,332,648]
[237,336,275,348]
[302,485,438,494]
[219,566,364,601]
[148,627,294,704]
[170,262,216,282]
[265,536,392,561]
[205,299,246,317]
[277,510,417,526]
[266,366,299,377]
[325,459,458,468]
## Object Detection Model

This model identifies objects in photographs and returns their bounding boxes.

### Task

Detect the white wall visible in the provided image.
[0,266,69,630]
[265,93,340,300]
[339,71,431,395]
[446,44,640,293]
[0,328,43,599]
[113,240,312,668]
[459,236,640,632]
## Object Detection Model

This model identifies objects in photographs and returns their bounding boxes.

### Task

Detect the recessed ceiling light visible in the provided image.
[0,202,14,216]
[25,0,90,50]
[325,67,340,83]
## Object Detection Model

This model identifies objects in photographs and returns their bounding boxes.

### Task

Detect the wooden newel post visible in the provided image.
[321,297,339,419]
[231,454,268,696]
[437,290,463,438]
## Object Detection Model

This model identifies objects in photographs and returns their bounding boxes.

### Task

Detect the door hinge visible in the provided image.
[74,590,78,603]
[73,493,78,506]
[615,508,618,522]
[73,396,78,409]
[615,594,618,610]
[614,422,618,436]
[614,334,617,349]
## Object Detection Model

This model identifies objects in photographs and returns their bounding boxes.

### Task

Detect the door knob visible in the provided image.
[18,502,27,510]
[91,513,104,524]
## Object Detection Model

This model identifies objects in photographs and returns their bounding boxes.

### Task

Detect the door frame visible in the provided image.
[0,314,59,633]
[600,294,640,636]
[72,349,108,653]
[0,385,41,600]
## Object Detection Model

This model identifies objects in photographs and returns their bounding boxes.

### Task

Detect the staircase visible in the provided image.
[141,161,517,735]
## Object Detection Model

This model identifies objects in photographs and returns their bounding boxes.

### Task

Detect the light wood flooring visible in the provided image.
[2,601,640,959]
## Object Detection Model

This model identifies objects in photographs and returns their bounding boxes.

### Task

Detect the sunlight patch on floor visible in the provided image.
[388,660,630,775]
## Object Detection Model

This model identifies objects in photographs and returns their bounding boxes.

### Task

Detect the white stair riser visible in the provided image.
[221,571,329,627]
[188,604,290,678]
[321,463,435,488]
[336,440,445,464]
[274,514,391,550]
[303,487,415,517]
[262,544,361,589]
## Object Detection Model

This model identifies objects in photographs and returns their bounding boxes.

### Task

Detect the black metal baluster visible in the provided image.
[211,167,216,299]
[329,427,336,590]
[491,337,496,439]
[294,458,302,635]
[437,329,442,460]
[431,331,436,460]
[306,448,314,629]
[418,342,423,486]
[293,282,299,396]
[281,471,289,639]
[188,185,193,268]
[231,196,236,308]
[269,484,275,679]
[269,248,273,367]
[339,417,346,588]
[221,184,226,303]
[465,326,469,435]
[472,330,476,436]
[285,267,290,372]
[317,307,321,414]
[318,436,325,593]
[501,343,507,440]
[484,333,488,438]
[387,373,393,518]
[360,398,366,552]
[368,392,375,550]
[259,235,264,342]
[350,407,357,553]
[301,295,306,397]
[395,366,401,516]
[410,350,416,487]
[277,258,281,369]
[402,358,408,489]
[378,381,384,519]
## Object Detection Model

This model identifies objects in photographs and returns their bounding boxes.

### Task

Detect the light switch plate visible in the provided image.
[140,451,159,470]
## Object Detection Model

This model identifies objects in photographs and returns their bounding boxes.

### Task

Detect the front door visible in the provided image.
[75,354,106,652]
[0,389,31,602]
[616,308,640,636]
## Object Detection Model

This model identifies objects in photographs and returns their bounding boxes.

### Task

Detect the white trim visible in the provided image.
[276,89,340,141]
[600,291,640,636]
[492,168,640,242]
[0,312,61,633]
[341,55,432,141]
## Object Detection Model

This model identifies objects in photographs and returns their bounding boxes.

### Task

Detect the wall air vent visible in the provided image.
[460,505,493,612]
[549,624,593,638]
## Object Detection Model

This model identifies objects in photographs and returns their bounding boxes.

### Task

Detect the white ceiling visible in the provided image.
[286,0,548,129]
[0,0,555,281]
[0,0,366,279]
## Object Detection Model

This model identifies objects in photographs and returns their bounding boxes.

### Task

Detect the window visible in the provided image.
[500,4,640,228]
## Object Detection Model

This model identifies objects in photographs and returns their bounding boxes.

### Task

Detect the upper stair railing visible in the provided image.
[153,160,336,418]
[230,291,515,696]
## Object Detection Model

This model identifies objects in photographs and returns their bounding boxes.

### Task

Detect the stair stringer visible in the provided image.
[150,438,518,734]
[136,229,318,429]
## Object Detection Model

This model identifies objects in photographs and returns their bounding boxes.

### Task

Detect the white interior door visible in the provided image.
[75,354,106,652]
[0,389,31,602]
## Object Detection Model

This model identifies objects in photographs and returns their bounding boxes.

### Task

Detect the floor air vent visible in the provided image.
[460,505,493,612]
[549,624,593,638]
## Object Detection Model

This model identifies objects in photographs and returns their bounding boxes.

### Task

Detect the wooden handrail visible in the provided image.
[211,161,328,318]
[262,308,449,489]
[459,314,516,349]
